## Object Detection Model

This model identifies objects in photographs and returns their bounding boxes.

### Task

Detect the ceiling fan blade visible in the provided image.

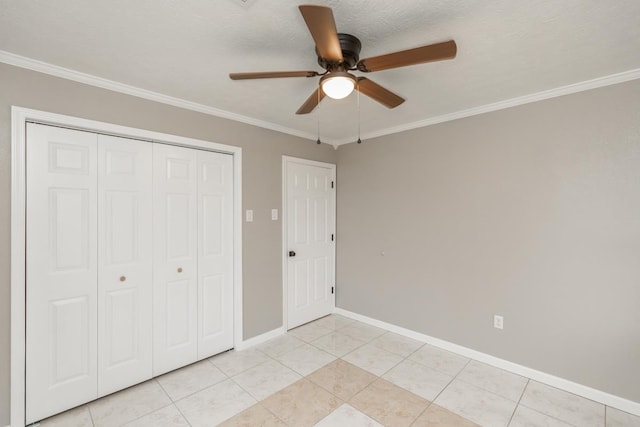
[296,87,326,115]
[357,40,457,73]
[356,77,405,108]
[298,5,343,62]
[229,71,319,80]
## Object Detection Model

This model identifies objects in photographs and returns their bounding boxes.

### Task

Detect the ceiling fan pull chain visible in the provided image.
[357,81,362,144]
[316,80,322,144]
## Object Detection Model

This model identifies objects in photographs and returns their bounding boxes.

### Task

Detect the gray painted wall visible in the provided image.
[2,60,639,423]
[336,79,640,403]
[0,62,337,424]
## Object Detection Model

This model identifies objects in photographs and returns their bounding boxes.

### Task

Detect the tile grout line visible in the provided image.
[228,365,271,402]
[409,406,430,427]
[515,402,583,427]
[408,347,547,423]
[86,405,96,427]
[214,320,332,424]
[516,376,610,425]
[157,362,231,404]
[229,340,349,426]
[390,337,441,425]
[258,334,306,359]
[154,376,198,427]
[258,401,291,427]
[115,380,178,427]
[452,374,529,402]
[412,358,472,424]
[348,380,388,427]
[440,352,600,427]
[312,320,434,425]
[431,358,472,405]
[173,402,193,427]
[153,379,192,426]
[91,384,167,427]
[87,402,97,426]
[227,375,260,404]
[228,356,301,403]
[345,332,426,427]
[210,347,273,378]
[305,329,369,358]
[506,378,529,426]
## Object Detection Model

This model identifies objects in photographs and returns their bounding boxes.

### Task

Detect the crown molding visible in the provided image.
[0,49,330,143]
[2,49,638,148]
[333,67,640,146]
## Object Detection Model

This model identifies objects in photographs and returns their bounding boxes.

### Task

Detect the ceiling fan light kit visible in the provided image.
[320,71,356,99]
[229,4,457,116]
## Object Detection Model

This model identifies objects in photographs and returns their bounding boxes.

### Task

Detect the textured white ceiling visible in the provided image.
[1,0,639,143]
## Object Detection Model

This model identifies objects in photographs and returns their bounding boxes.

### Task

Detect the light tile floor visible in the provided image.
[38,314,640,427]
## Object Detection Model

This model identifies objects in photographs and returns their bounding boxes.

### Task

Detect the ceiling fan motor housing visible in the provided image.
[317,33,362,71]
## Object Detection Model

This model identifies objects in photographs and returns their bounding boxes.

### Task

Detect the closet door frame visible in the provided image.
[10,107,244,427]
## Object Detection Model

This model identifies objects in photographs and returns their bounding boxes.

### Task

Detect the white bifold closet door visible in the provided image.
[153,144,234,375]
[26,123,234,422]
[197,150,234,358]
[97,134,153,397]
[152,144,199,375]
[26,125,155,423]
[26,124,99,424]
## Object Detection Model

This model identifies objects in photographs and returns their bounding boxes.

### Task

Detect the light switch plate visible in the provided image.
[494,315,504,330]
[246,209,253,222]
[271,209,278,220]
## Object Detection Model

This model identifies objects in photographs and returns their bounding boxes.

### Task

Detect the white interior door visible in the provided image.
[197,151,234,359]
[153,143,198,375]
[97,134,153,396]
[285,158,336,329]
[26,124,98,423]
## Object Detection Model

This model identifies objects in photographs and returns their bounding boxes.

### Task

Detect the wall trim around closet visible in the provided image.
[10,106,244,427]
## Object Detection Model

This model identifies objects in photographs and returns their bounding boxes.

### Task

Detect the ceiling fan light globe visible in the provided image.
[320,72,356,99]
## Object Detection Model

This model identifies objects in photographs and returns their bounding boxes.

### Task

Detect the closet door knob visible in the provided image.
[120,276,126,282]
[177,267,183,273]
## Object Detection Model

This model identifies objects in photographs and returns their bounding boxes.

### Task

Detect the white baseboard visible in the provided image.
[334,308,640,417]
[235,326,285,351]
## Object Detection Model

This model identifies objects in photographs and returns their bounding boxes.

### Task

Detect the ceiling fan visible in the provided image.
[229,5,457,115]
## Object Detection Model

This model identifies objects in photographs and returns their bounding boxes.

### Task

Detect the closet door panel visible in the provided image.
[166,279,192,346]
[26,124,98,423]
[97,135,153,397]
[153,144,198,375]
[197,151,234,358]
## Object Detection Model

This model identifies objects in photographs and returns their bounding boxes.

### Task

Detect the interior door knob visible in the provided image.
[288,251,296,257]
[177,267,183,273]
[120,276,126,282]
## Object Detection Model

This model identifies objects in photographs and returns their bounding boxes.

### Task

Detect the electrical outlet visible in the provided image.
[494,315,504,330]
[245,209,253,222]
[271,209,278,221]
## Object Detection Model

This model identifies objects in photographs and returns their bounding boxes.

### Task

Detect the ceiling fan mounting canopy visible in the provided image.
[317,33,362,71]
[229,4,457,114]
